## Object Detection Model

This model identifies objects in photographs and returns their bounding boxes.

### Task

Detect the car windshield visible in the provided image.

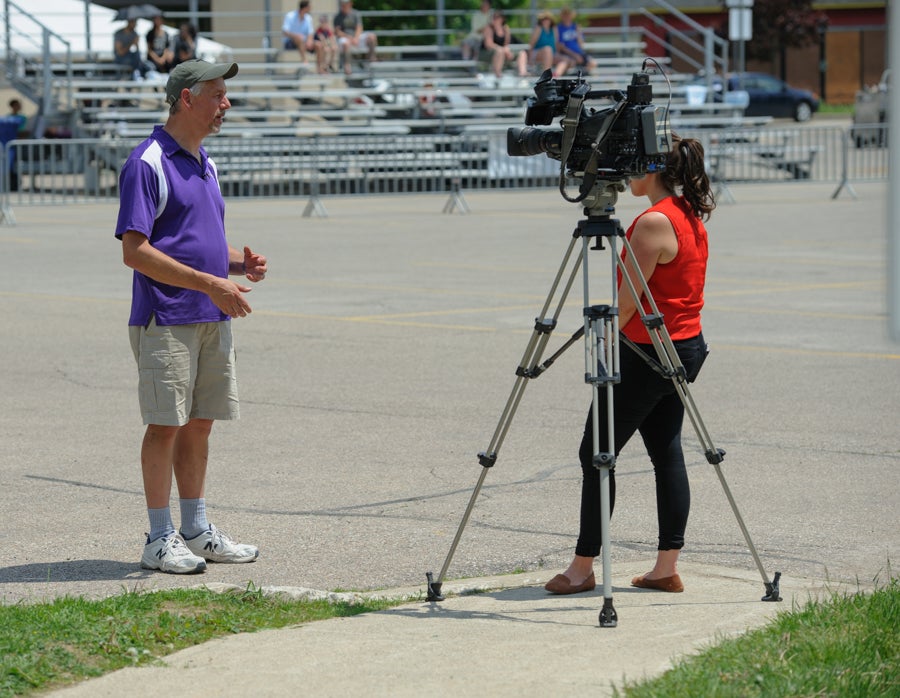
[732,75,783,92]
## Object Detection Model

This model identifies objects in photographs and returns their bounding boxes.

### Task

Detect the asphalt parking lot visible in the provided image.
[1,181,897,606]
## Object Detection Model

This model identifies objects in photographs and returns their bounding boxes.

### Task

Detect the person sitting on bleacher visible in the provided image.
[334,0,377,76]
[481,10,527,79]
[461,0,492,61]
[556,7,597,76]
[172,22,198,69]
[113,19,152,79]
[314,15,339,74]
[526,11,566,77]
[282,1,323,70]
[146,13,175,74]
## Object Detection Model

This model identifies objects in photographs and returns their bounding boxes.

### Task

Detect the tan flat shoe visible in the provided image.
[630,573,684,593]
[544,572,596,595]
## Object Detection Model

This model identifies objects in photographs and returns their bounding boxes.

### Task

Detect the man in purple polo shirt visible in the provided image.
[115,60,268,574]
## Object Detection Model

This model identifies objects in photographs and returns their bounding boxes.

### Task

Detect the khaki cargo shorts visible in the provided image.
[129,317,239,426]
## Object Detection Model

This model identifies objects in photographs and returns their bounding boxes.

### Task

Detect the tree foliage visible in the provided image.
[734,0,828,61]
[353,0,531,45]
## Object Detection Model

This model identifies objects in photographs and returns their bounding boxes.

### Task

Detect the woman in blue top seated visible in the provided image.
[526,11,564,77]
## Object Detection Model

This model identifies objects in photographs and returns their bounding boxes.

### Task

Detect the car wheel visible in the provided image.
[794,101,813,122]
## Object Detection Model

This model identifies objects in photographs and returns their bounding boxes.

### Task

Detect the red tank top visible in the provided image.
[621,195,708,342]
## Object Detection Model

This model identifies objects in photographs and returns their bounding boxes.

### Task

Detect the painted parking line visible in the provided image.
[713,343,900,361]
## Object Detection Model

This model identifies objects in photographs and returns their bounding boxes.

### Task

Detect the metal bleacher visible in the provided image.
[63,48,747,141]
[8,0,751,139]
[2,2,770,208]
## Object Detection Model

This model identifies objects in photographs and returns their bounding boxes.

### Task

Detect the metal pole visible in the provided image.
[84,0,91,56]
[817,20,827,102]
[42,28,52,115]
[263,0,272,52]
[889,0,900,340]
[4,0,11,71]
[437,0,445,54]
[189,0,199,30]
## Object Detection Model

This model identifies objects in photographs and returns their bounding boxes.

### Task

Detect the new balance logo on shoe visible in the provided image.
[141,533,207,575]
[183,525,259,564]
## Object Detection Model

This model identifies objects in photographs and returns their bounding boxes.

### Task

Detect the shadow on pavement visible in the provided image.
[0,559,151,584]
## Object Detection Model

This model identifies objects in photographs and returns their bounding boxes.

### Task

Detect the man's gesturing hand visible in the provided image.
[243,246,267,282]
[209,277,253,317]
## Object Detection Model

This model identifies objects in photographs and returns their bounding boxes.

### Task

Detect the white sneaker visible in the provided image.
[141,533,207,574]
[183,525,259,564]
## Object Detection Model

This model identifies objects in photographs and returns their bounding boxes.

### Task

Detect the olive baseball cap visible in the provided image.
[165,59,239,106]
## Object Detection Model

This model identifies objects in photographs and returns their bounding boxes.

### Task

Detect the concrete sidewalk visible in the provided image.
[50,562,836,698]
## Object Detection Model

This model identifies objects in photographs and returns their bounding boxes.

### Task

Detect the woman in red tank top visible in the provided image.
[545,136,715,596]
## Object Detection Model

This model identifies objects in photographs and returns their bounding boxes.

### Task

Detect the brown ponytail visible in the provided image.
[660,135,715,221]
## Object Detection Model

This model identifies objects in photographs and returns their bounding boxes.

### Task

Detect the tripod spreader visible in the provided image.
[522,326,586,379]
[515,319,559,378]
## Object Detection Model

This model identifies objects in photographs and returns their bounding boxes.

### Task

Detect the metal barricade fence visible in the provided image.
[843,123,889,183]
[681,125,845,184]
[3,138,137,205]
[2,133,557,206]
[0,143,12,224]
[0,125,890,219]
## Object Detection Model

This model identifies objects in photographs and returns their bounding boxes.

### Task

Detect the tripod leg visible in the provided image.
[442,180,471,214]
[616,235,782,602]
[584,267,620,627]
[427,465,491,602]
[589,337,618,627]
[427,235,584,601]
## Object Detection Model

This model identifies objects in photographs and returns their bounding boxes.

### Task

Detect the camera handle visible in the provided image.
[426,180,782,618]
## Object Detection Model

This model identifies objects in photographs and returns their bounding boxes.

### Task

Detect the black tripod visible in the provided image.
[426,179,782,625]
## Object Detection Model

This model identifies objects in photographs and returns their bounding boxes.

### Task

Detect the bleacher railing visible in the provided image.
[0,125,888,219]
[2,0,73,114]
[637,0,728,79]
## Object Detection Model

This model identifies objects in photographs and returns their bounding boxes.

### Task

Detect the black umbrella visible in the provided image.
[113,4,163,21]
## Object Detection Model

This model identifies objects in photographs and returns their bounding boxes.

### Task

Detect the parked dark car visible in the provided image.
[687,72,820,122]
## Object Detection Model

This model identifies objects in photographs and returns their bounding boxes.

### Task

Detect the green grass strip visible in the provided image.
[617,579,899,697]
[0,585,400,697]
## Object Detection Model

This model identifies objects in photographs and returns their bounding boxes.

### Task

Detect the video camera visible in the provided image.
[507,68,672,201]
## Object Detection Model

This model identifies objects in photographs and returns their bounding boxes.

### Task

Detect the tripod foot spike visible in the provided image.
[762,571,782,602]
[426,572,445,602]
[598,597,618,627]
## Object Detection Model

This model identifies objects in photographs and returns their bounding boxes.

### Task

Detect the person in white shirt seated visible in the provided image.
[282,0,324,69]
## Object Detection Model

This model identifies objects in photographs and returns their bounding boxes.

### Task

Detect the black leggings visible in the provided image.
[575,333,706,557]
